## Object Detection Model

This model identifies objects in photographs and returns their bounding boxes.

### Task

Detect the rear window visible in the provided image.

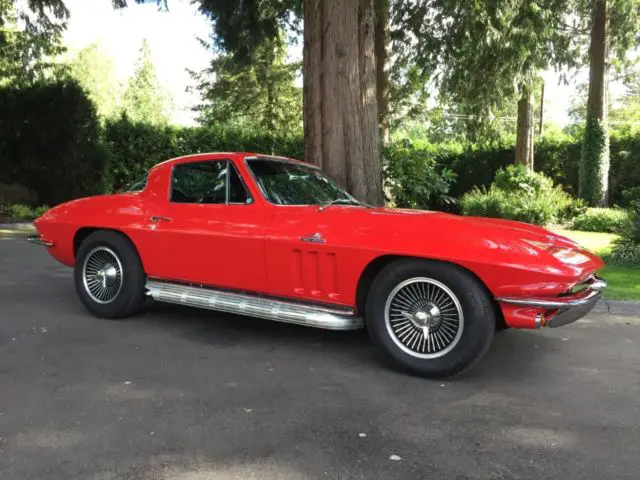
[120,174,148,193]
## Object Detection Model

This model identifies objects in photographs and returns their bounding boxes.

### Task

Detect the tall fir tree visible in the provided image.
[192,33,302,134]
[122,39,171,125]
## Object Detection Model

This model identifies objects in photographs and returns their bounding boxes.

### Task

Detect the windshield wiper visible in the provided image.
[318,198,371,211]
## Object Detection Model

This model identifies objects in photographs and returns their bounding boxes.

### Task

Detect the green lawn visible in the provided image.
[551,228,640,301]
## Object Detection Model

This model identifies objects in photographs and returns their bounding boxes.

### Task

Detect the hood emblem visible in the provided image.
[301,232,326,244]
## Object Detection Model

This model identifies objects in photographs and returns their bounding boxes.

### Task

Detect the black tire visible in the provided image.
[74,230,146,319]
[365,259,496,378]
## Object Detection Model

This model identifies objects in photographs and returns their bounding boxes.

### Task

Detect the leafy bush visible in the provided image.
[571,208,631,233]
[602,200,640,267]
[460,165,583,226]
[8,204,36,221]
[33,205,50,218]
[604,239,640,267]
[494,163,554,195]
[383,141,457,209]
[622,186,640,206]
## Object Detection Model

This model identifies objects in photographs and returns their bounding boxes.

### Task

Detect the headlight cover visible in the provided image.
[522,239,591,265]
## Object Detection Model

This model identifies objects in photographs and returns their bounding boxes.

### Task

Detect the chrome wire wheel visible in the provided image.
[82,246,124,305]
[384,277,464,359]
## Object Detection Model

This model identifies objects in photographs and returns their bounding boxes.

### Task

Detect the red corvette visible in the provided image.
[29,152,606,377]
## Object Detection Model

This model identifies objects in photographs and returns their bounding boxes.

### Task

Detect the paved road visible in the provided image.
[1,237,639,480]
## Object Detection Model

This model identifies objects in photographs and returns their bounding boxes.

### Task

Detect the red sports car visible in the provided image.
[29,152,606,377]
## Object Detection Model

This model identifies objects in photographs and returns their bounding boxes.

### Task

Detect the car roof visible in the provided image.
[151,152,318,170]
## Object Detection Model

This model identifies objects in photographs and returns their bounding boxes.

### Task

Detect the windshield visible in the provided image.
[246,158,357,206]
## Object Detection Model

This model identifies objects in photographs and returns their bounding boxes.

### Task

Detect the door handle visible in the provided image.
[150,216,172,224]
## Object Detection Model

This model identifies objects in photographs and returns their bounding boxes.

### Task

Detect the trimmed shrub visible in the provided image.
[571,208,631,233]
[0,80,109,205]
[103,117,305,190]
[460,165,583,226]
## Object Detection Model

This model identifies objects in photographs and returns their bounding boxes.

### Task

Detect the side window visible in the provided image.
[170,160,252,205]
[228,163,251,204]
[171,161,226,204]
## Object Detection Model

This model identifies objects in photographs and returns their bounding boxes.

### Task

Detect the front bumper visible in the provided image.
[26,234,54,247]
[497,276,606,328]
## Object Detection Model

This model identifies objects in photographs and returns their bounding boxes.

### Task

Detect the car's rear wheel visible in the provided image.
[366,259,496,378]
[74,230,146,319]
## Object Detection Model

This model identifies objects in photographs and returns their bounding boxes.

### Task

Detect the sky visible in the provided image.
[61,0,605,128]
[63,0,211,125]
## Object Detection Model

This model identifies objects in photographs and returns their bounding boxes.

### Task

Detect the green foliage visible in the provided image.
[395,0,580,137]
[494,164,554,195]
[103,117,305,190]
[460,165,582,226]
[622,187,640,206]
[604,239,640,267]
[0,0,68,87]
[580,114,610,206]
[192,33,302,134]
[33,205,50,217]
[193,0,302,63]
[388,133,638,209]
[121,39,171,125]
[383,141,457,209]
[0,79,109,205]
[1,203,48,221]
[571,208,631,233]
[68,42,121,119]
[7,204,34,220]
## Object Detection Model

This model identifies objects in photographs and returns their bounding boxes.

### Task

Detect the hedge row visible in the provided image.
[0,80,109,206]
[104,119,305,190]
[2,80,639,207]
[428,135,639,208]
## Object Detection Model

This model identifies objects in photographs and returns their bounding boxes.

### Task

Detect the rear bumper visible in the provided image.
[497,276,606,328]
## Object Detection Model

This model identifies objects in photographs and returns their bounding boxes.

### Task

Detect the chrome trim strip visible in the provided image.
[26,235,53,247]
[497,289,602,309]
[145,280,363,331]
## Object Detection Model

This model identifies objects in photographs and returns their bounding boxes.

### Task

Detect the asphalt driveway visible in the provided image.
[1,236,639,479]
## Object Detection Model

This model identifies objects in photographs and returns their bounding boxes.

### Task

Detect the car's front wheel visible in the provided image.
[366,259,496,378]
[74,230,146,319]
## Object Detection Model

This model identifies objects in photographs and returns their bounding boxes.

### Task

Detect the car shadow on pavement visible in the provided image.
[135,300,551,382]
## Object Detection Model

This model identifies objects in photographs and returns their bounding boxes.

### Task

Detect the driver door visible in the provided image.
[145,159,269,293]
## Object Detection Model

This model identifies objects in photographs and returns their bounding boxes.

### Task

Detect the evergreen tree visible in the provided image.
[122,39,171,125]
[0,0,67,87]
[192,33,302,133]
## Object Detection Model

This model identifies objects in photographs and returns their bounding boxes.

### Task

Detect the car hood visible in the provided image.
[367,207,575,245]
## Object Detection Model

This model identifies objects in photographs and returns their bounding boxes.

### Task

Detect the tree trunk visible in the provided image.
[580,0,610,206]
[303,0,383,205]
[538,81,545,136]
[374,0,390,146]
[515,84,534,170]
